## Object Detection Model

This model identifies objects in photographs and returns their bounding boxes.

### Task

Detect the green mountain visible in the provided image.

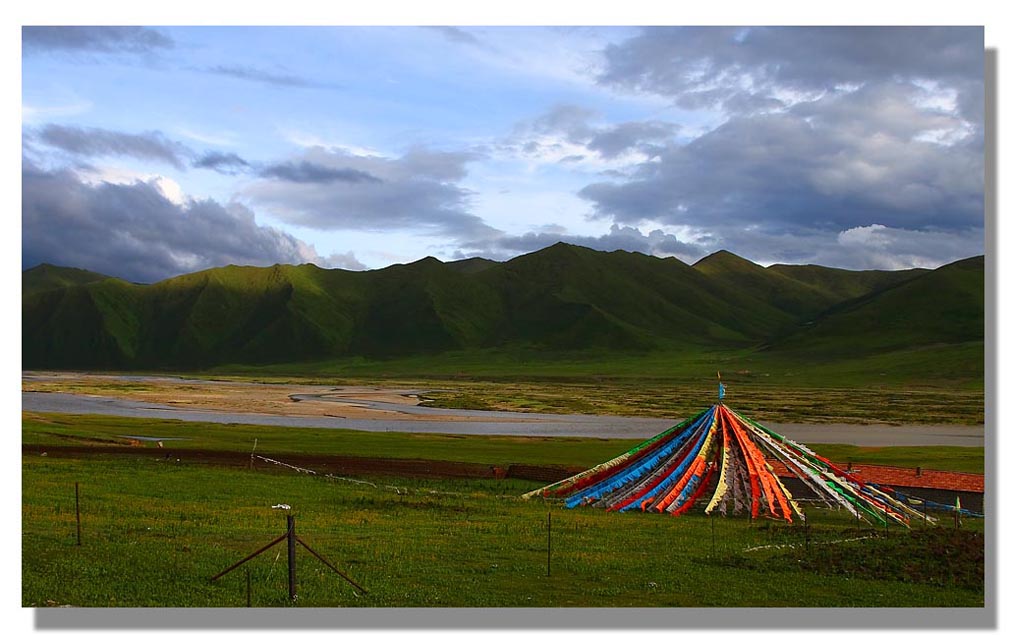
[693,250,840,321]
[692,250,931,321]
[765,255,984,357]
[444,257,500,274]
[22,263,112,295]
[21,246,984,371]
[767,261,928,306]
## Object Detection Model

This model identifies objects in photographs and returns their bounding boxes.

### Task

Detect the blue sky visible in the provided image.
[22,25,984,282]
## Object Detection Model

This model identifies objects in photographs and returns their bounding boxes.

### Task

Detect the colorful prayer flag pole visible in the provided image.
[525,401,956,527]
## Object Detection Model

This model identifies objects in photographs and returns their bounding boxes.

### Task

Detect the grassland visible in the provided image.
[23,454,983,608]
[22,408,985,607]
[413,379,983,427]
[22,412,986,474]
[206,338,984,389]
[67,371,985,428]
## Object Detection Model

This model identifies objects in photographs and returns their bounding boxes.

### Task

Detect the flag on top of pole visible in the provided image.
[717,371,725,401]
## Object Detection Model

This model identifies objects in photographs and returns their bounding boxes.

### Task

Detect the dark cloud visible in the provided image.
[259,161,382,184]
[204,64,339,90]
[34,124,191,169]
[192,151,251,175]
[586,121,678,159]
[598,26,983,120]
[22,26,173,55]
[543,26,985,270]
[22,161,342,282]
[244,146,499,241]
[578,83,982,236]
[455,223,702,263]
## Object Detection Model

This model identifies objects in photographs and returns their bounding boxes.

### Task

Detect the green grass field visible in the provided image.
[206,339,984,389]
[23,454,983,608]
[22,409,986,607]
[22,412,985,474]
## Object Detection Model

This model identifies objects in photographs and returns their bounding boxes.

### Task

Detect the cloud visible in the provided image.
[425,26,487,49]
[502,104,678,168]
[33,124,192,169]
[243,146,500,241]
[319,251,367,271]
[22,26,173,55]
[192,151,251,175]
[176,127,238,147]
[22,98,93,123]
[203,64,339,90]
[75,165,187,205]
[705,224,984,271]
[534,26,985,271]
[259,160,382,184]
[597,26,983,120]
[578,82,983,243]
[587,120,679,159]
[454,223,703,263]
[22,160,344,282]
[830,224,983,269]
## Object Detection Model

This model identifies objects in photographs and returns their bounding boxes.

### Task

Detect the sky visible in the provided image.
[21,25,985,282]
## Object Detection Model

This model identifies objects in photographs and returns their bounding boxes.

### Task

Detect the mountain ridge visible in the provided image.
[22,245,984,371]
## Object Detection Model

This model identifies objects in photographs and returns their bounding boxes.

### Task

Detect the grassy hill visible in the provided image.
[22,263,112,295]
[765,256,984,357]
[768,262,928,304]
[691,250,928,322]
[22,246,984,378]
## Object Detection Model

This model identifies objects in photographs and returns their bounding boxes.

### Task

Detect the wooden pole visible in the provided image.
[287,515,297,601]
[75,482,81,547]
[246,569,252,607]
